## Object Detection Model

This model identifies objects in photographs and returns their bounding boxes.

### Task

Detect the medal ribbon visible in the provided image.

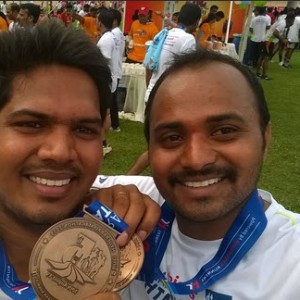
[139,189,267,295]
[0,241,37,299]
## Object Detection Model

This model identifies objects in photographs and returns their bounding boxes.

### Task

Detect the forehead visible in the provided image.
[150,62,258,124]
[7,65,100,118]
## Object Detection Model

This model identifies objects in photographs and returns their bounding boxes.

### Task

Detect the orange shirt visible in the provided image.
[198,23,213,47]
[128,20,159,63]
[82,16,99,44]
[0,16,8,31]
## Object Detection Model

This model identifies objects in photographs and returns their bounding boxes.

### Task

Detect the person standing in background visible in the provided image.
[111,8,125,132]
[97,8,118,156]
[5,3,20,32]
[126,6,159,63]
[17,3,40,29]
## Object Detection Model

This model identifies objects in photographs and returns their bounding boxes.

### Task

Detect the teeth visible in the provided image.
[184,178,221,188]
[29,176,71,187]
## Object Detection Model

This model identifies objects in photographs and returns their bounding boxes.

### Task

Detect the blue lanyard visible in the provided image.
[0,241,38,299]
[139,189,267,295]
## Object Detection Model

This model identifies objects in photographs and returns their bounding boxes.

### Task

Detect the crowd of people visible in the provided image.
[0,2,300,299]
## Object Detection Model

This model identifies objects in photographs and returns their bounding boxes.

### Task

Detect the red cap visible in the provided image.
[138,6,150,15]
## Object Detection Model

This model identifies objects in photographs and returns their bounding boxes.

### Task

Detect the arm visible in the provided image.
[145,68,153,87]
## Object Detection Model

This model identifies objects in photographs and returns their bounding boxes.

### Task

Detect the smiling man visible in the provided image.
[96,49,300,299]
[0,20,160,299]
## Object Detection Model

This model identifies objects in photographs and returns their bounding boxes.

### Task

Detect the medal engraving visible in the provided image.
[29,218,120,299]
[82,207,145,291]
[113,234,144,291]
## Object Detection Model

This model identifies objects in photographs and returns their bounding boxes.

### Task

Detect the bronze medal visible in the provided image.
[29,217,120,299]
[113,233,144,291]
[82,208,145,291]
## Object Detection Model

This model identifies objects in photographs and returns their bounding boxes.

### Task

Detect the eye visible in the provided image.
[16,121,42,128]
[74,125,100,139]
[212,126,239,140]
[158,134,184,148]
[13,121,45,133]
[213,127,236,135]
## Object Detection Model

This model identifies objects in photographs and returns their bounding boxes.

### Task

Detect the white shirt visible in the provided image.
[287,16,300,43]
[112,27,125,80]
[250,15,271,42]
[145,28,196,102]
[97,31,118,93]
[94,175,300,300]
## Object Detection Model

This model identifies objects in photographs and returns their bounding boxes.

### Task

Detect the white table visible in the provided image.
[119,63,146,123]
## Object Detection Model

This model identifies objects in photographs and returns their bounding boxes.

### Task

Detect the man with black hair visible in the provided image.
[0,20,160,299]
[111,8,125,132]
[97,48,300,300]
[97,8,118,155]
[249,6,271,79]
[17,3,40,29]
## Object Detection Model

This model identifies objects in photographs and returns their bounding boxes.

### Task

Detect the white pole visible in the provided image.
[225,1,233,44]
[238,1,255,62]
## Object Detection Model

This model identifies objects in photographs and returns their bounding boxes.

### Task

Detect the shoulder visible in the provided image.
[92,175,165,206]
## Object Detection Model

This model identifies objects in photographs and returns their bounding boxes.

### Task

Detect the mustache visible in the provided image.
[22,161,81,176]
[168,165,237,185]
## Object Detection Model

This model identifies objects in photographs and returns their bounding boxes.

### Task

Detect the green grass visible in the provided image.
[101,50,300,213]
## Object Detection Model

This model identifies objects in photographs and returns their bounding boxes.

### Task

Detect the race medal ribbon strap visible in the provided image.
[140,189,267,295]
[0,241,37,300]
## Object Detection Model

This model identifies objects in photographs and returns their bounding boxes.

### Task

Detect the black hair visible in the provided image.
[19,3,41,24]
[144,49,270,143]
[112,8,122,26]
[210,5,219,12]
[177,3,201,26]
[216,11,225,19]
[200,12,217,27]
[98,7,115,29]
[0,20,111,122]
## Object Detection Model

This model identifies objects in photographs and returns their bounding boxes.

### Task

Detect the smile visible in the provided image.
[29,176,71,187]
[183,178,222,188]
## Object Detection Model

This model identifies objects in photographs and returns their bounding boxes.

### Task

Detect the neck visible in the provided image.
[0,210,49,281]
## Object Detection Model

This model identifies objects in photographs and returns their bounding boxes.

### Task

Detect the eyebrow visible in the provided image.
[8,109,102,126]
[153,113,246,131]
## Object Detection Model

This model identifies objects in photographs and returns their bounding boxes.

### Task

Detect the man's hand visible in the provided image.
[86,185,160,247]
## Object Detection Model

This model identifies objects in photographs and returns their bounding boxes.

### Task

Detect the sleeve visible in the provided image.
[92,175,166,206]
[181,35,196,52]
[97,36,113,60]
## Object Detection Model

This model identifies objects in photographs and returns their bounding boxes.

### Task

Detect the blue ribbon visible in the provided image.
[139,190,267,295]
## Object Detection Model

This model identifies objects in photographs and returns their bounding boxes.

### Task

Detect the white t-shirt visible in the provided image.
[94,175,300,300]
[145,28,196,102]
[287,16,300,43]
[112,27,125,80]
[265,18,286,43]
[97,31,118,93]
[250,15,271,42]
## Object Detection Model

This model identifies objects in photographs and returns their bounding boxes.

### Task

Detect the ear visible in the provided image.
[263,122,272,160]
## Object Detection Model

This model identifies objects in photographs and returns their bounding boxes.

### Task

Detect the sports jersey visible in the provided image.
[94,175,300,300]
[127,20,159,63]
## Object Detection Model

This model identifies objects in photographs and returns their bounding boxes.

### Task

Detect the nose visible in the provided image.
[37,127,78,163]
[180,135,217,169]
